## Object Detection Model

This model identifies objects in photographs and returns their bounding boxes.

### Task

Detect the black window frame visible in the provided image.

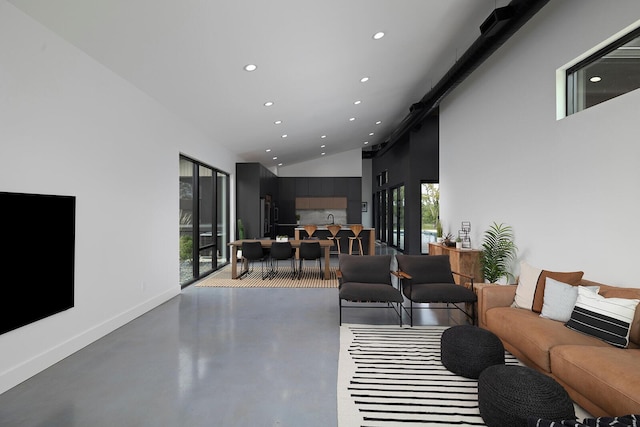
[566,26,640,116]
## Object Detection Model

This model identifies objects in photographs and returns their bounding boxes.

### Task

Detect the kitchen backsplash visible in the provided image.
[298,209,347,225]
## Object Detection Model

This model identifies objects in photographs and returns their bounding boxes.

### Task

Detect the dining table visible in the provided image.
[229,239,335,279]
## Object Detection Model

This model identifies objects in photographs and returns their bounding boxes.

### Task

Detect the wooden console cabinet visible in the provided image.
[428,243,483,284]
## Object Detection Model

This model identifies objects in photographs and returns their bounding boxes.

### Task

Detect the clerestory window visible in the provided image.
[566,26,640,116]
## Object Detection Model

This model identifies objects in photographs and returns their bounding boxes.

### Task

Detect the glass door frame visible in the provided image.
[179,155,230,287]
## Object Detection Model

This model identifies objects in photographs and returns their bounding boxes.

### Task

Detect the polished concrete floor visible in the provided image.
[0,253,466,427]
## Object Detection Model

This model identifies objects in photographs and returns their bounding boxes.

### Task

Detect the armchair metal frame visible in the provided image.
[394,270,475,326]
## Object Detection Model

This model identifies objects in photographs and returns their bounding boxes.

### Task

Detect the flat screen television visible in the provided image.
[0,191,75,335]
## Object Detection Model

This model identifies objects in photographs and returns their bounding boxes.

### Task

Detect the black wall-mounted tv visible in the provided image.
[0,191,75,335]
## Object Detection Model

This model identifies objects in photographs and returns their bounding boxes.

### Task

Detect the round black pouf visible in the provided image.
[440,325,505,379]
[478,365,575,427]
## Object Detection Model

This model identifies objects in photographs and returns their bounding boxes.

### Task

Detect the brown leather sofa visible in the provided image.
[476,280,640,417]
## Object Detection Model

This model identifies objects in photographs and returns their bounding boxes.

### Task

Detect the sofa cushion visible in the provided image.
[565,286,639,348]
[598,284,640,347]
[485,307,611,372]
[540,278,600,323]
[513,261,584,313]
[551,345,640,416]
[338,254,392,285]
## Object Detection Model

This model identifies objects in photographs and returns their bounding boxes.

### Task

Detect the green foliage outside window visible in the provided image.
[180,235,193,261]
[421,184,439,230]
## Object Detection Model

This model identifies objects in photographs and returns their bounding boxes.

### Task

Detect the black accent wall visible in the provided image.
[236,163,278,239]
[372,113,439,254]
[236,163,362,239]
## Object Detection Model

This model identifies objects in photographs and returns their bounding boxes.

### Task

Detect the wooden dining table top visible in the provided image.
[229,239,334,247]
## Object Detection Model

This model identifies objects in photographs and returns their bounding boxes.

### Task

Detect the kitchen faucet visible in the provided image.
[327,213,335,224]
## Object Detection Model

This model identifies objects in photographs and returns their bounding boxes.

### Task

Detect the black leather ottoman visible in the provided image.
[478,365,575,427]
[440,325,505,379]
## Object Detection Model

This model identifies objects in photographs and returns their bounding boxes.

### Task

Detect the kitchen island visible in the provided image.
[294,226,375,255]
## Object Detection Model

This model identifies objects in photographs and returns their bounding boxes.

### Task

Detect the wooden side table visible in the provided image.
[428,243,483,284]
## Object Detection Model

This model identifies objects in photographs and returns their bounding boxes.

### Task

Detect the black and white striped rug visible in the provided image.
[337,325,522,427]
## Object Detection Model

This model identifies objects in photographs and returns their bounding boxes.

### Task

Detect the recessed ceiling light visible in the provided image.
[364,141,369,145]
[354,100,361,105]
[244,64,257,72]
[265,149,271,152]
[375,120,382,125]
[349,117,356,122]
[281,134,288,138]
[272,156,278,160]
[373,31,385,40]
[278,163,283,166]
[264,101,274,107]
[320,144,326,148]
[321,135,327,139]
[360,77,369,83]
[369,132,374,136]
[590,76,602,82]
[274,120,282,125]
[321,152,326,156]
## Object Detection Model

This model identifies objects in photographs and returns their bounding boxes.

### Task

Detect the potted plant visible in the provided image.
[295,214,300,224]
[443,233,455,247]
[435,217,444,243]
[481,222,518,283]
[455,236,463,249]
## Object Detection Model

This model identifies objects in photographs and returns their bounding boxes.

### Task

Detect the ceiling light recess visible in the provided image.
[244,64,257,72]
[373,31,385,40]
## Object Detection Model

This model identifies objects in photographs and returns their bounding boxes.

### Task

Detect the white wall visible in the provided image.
[440,0,640,286]
[277,148,362,177]
[0,1,238,393]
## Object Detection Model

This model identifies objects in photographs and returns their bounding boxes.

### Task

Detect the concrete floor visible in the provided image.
[0,254,466,427]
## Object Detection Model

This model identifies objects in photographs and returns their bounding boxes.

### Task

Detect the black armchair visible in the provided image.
[395,254,477,326]
[337,254,403,326]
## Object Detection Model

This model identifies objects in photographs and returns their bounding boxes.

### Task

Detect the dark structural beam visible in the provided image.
[373,0,550,158]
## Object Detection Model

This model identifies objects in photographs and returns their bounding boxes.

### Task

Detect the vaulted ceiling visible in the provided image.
[9,0,511,168]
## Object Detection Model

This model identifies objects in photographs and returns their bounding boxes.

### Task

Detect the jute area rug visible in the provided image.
[195,263,338,288]
[338,325,521,427]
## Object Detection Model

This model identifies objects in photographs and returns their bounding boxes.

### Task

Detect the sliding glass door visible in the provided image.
[179,156,229,287]
[421,182,439,253]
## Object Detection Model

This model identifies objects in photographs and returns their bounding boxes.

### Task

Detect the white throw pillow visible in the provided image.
[566,286,640,348]
[512,261,584,312]
[539,277,599,323]
[513,261,542,309]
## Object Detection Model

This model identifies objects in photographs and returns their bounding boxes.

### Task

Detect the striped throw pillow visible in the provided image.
[566,286,639,348]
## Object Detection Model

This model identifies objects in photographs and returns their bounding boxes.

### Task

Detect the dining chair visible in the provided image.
[394,254,477,326]
[241,241,269,280]
[348,224,364,255]
[269,241,296,279]
[298,241,322,280]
